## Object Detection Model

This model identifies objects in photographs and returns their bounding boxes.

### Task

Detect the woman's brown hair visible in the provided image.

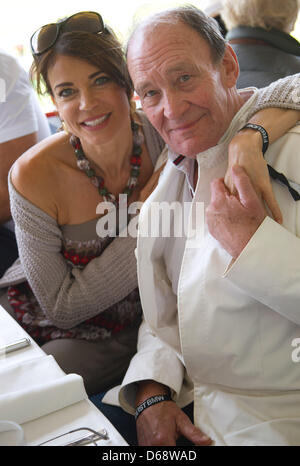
[30,27,133,98]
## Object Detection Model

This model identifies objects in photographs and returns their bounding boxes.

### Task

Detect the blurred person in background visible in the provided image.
[203,0,228,36]
[0,49,50,277]
[221,0,300,88]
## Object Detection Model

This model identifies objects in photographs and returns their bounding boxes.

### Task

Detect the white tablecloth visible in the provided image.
[0,306,127,446]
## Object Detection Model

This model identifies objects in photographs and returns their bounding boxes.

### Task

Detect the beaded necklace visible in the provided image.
[70,121,143,207]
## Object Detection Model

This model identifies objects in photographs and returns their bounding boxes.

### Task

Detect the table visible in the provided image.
[0,305,128,446]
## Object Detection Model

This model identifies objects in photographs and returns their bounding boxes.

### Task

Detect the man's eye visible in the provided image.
[58,88,74,98]
[179,74,191,83]
[144,90,158,98]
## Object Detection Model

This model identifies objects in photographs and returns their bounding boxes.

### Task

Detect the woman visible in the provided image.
[0,11,299,395]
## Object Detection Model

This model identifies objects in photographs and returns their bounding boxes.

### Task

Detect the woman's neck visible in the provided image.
[79,125,133,180]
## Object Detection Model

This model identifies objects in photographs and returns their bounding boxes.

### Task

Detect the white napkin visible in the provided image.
[0,355,87,425]
[0,421,25,446]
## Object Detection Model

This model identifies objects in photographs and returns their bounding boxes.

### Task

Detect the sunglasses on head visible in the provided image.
[30,11,107,56]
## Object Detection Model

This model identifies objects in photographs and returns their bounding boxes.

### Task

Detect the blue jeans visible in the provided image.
[90,392,194,446]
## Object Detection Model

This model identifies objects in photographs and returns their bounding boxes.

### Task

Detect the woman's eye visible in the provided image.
[58,88,74,98]
[95,76,110,86]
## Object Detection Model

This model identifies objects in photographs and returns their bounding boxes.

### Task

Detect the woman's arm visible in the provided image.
[226,108,300,224]
[225,73,300,223]
[8,176,139,329]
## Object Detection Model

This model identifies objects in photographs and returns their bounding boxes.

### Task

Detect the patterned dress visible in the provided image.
[7,218,141,346]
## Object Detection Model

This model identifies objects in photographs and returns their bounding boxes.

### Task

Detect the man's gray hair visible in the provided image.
[126,5,226,63]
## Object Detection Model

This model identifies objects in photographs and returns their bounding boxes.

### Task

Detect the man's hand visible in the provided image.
[136,401,211,446]
[206,165,267,259]
[135,380,211,446]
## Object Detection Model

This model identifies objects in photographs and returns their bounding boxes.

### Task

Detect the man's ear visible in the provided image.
[220,44,239,88]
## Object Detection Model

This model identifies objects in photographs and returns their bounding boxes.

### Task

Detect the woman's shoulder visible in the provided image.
[13,131,70,170]
[11,131,70,219]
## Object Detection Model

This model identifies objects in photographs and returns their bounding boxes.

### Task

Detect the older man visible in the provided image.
[106,7,300,446]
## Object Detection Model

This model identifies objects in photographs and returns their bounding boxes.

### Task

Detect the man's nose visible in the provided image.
[162,90,188,120]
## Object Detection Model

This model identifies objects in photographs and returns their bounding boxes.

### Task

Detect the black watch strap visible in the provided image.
[239,123,300,201]
[135,393,172,420]
[239,123,269,155]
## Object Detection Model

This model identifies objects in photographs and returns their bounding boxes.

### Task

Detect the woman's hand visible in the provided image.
[225,129,282,224]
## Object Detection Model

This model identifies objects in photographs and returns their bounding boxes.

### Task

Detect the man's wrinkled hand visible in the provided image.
[206,165,267,259]
[136,400,212,446]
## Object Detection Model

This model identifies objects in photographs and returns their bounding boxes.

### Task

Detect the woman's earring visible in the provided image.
[62,121,69,133]
[129,99,137,119]
[58,120,69,133]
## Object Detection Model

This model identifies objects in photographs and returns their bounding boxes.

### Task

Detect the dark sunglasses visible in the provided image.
[30,11,107,56]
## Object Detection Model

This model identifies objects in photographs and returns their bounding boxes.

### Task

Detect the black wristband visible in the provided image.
[135,393,172,420]
[239,123,269,155]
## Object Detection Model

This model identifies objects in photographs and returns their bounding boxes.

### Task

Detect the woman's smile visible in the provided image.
[80,113,111,131]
